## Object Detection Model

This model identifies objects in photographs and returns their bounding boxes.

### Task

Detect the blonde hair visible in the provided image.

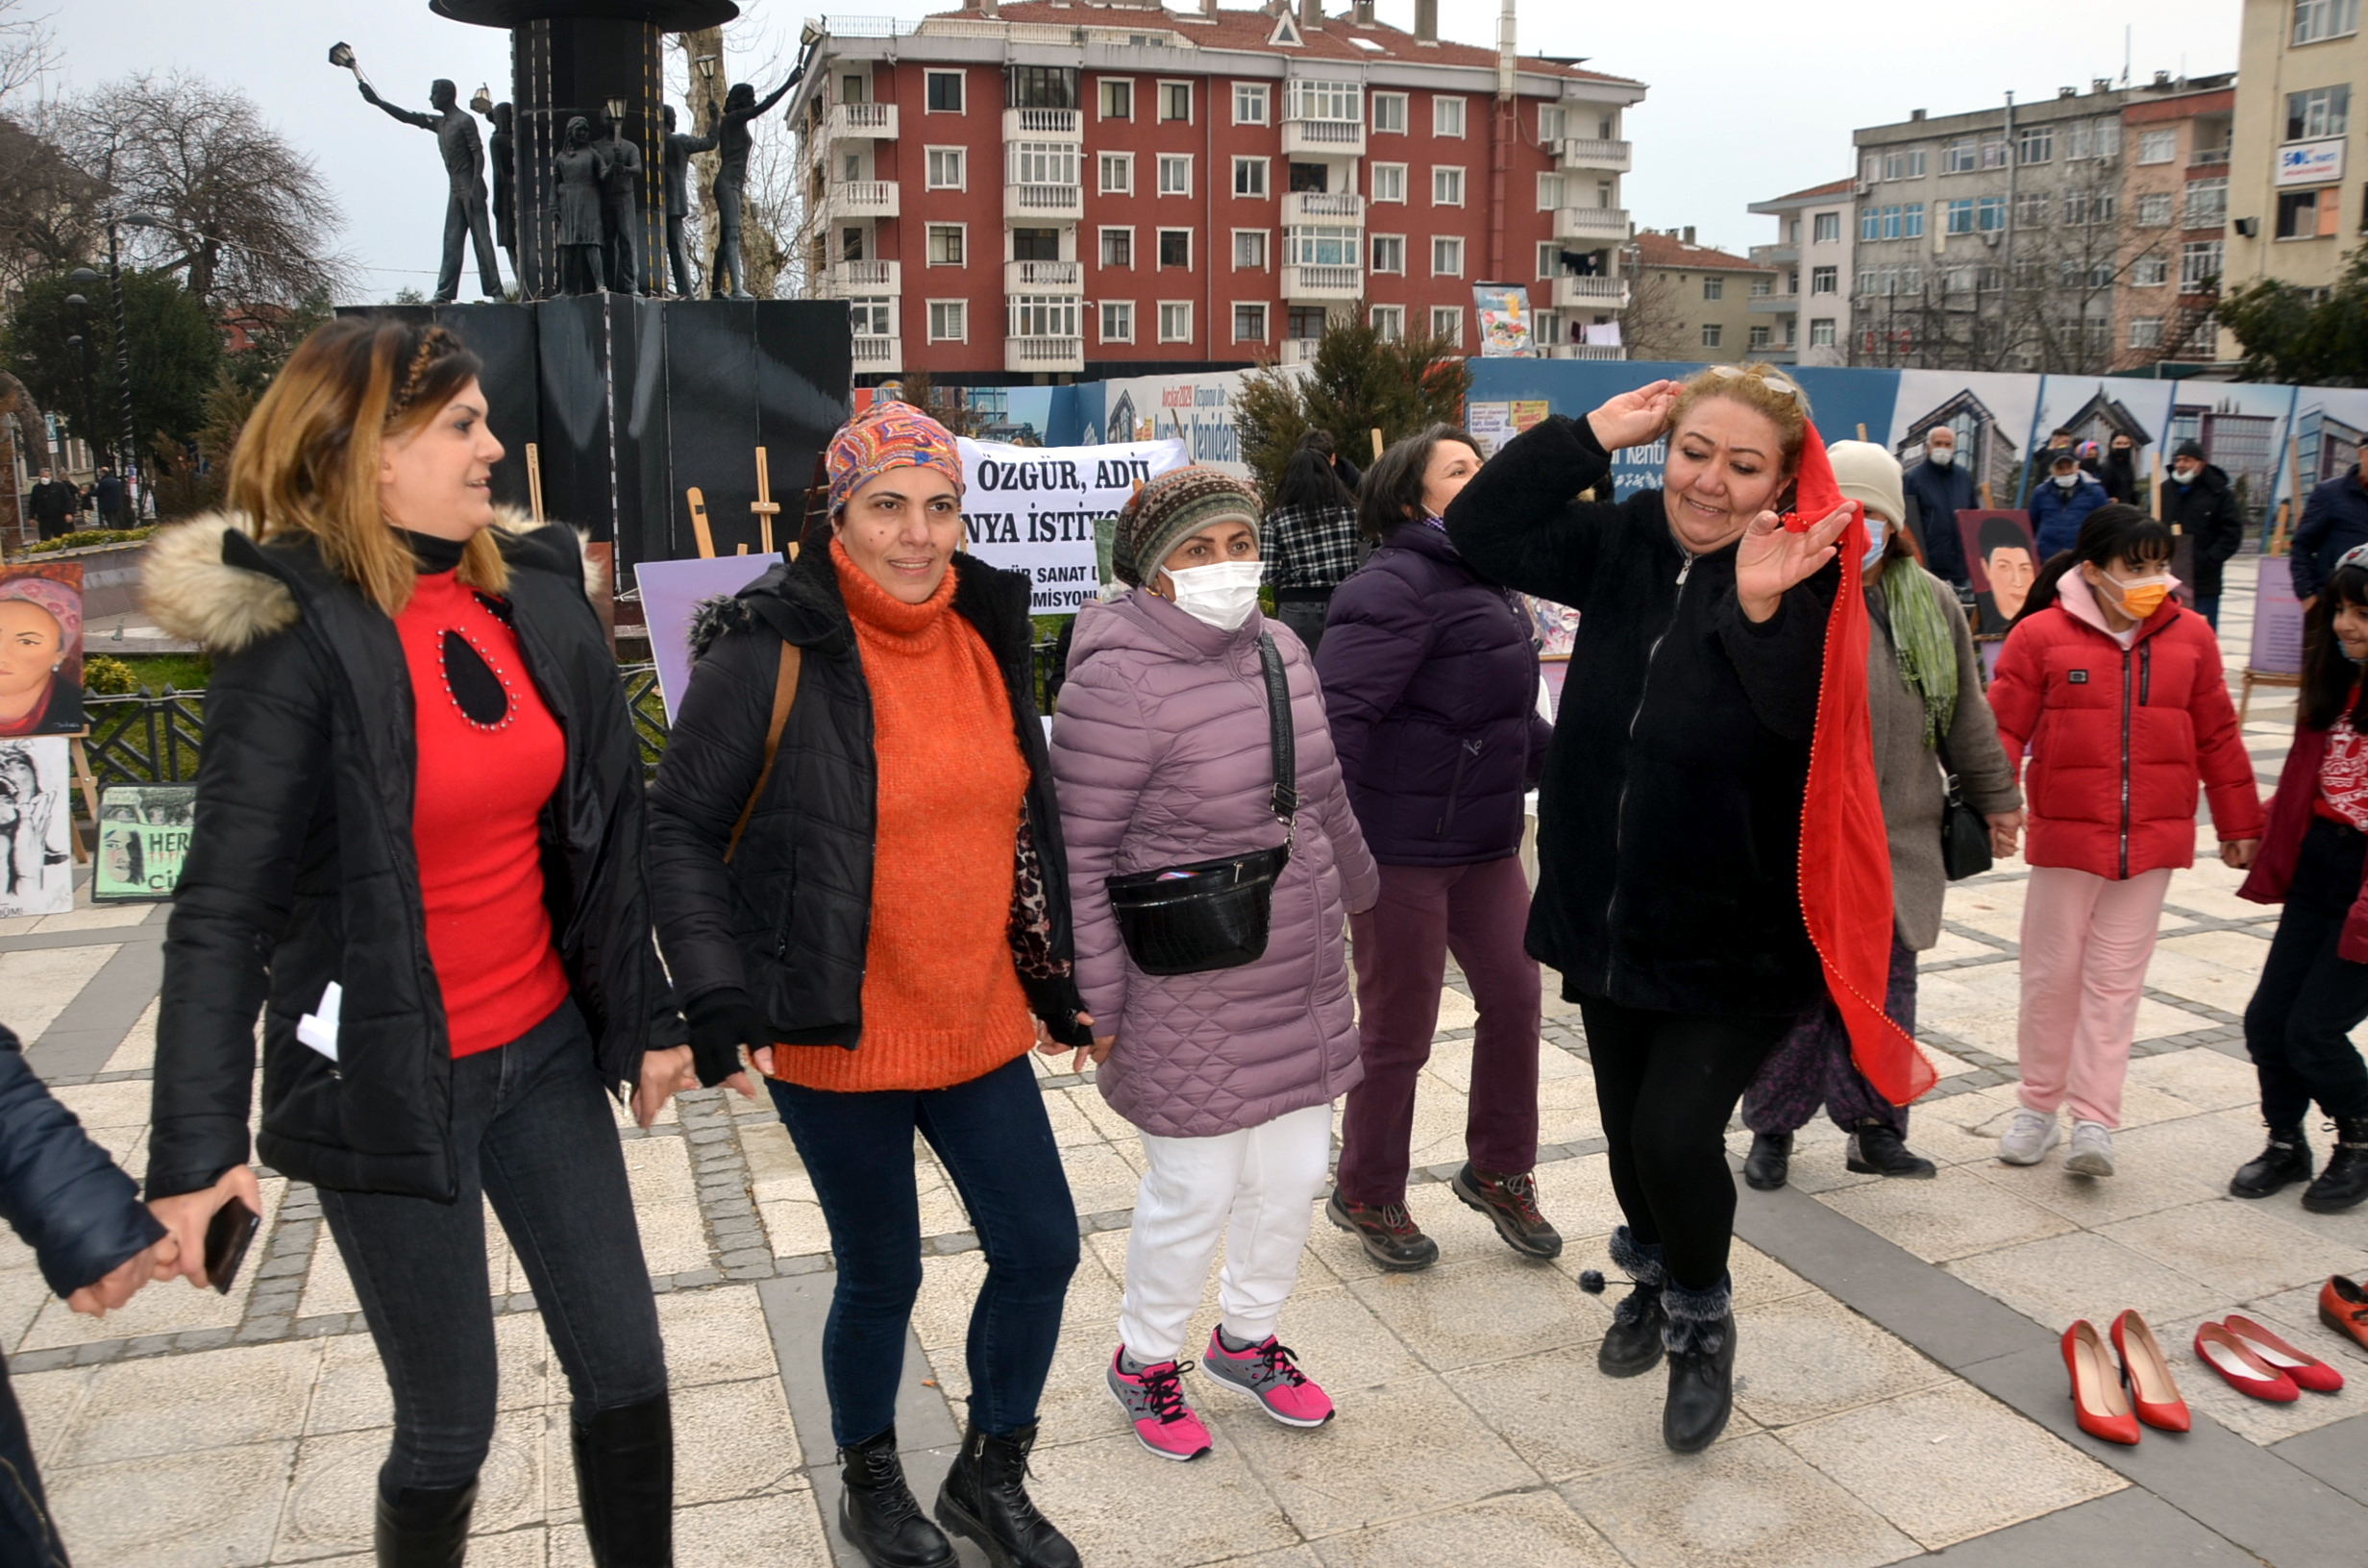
[226,317,508,617]
[1667,362,1814,476]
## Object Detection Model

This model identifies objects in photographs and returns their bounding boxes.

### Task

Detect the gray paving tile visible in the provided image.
[2274,1411,2368,1507]
[1559,1431,1918,1568]
[1899,1485,2256,1565]
[27,939,161,1078]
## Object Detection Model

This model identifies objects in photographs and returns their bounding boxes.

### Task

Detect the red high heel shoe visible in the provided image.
[2193,1322,2300,1403]
[2223,1315,2345,1393]
[2061,1320,2141,1444]
[2322,1276,2368,1352]
[2109,1311,2190,1432]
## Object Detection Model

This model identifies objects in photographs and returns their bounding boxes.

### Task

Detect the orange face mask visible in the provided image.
[2100,568,2171,621]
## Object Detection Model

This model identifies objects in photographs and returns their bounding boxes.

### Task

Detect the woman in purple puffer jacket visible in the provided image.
[1051,466,1378,1465]
[1316,424,1559,1274]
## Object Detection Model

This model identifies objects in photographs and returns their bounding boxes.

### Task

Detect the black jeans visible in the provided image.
[767,1054,1078,1447]
[1272,591,1333,658]
[318,999,667,1494]
[1577,994,1788,1292]
[2243,818,2368,1127]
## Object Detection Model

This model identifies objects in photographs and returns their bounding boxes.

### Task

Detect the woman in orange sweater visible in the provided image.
[650,402,1094,1568]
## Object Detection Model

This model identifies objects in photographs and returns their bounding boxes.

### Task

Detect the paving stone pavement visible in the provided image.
[4,564,2364,1567]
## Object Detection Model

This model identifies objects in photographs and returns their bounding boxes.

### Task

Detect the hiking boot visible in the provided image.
[1202,1331,1333,1428]
[1325,1190,1439,1271]
[1846,1120,1936,1179]
[2230,1125,2313,1199]
[2302,1117,2368,1213]
[1450,1164,1563,1259]
[1596,1225,1668,1379]
[1742,1132,1793,1191]
[1997,1107,2061,1166]
[2063,1120,2117,1178]
[1105,1349,1211,1462]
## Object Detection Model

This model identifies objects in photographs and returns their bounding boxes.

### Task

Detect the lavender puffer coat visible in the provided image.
[1052,590,1381,1139]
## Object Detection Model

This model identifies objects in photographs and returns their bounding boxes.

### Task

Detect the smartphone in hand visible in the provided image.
[203,1198,260,1295]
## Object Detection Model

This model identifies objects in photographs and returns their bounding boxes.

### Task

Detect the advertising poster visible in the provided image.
[0,561,84,738]
[1473,283,1534,357]
[1959,510,2038,639]
[1098,374,1251,475]
[637,554,782,723]
[0,736,72,918]
[92,784,195,903]
[958,436,1191,614]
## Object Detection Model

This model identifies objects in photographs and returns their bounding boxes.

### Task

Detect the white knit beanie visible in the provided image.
[1825,440,1907,529]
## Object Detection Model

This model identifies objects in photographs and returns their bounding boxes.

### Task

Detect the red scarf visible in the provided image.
[1786,429,1936,1106]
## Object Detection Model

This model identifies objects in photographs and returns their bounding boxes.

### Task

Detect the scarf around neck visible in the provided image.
[1878,562,1959,749]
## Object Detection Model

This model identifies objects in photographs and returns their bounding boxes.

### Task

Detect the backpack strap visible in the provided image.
[725,641,802,863]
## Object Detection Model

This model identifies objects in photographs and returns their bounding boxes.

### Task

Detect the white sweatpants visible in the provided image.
[1115,1101,1335,1363]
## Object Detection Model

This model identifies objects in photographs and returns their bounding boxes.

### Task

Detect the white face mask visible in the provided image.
[1928,447,1954,468]
[1160,559,1265,631]
[2054,472,2079,489]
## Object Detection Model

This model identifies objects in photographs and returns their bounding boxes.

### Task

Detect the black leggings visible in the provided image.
[1578,994,1789,1292]
[2243,819,2368,1127]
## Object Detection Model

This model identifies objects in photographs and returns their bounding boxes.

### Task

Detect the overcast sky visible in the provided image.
[41,0,2240,297]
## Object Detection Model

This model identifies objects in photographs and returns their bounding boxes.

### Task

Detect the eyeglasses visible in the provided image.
[1704,364,1804,403]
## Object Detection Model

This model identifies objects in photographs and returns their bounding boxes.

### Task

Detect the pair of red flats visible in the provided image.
[2193,1313,2345,1403]
[2062,1312,2188,1444]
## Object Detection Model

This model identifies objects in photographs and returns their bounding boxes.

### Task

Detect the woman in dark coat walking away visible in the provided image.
[1317,425,1560,1274]
[1447,363,1893,1456]
[647,400,1093,1568]
[140,318,696,1566]
[1262,432,1365,655]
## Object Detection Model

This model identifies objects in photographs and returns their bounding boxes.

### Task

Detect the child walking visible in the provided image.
[1987,503,2262,1176]
[1051,470,1379,1460]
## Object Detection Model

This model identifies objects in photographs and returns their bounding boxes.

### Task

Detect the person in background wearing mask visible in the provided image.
[1901,427,1976,590]
[25,470,77,542]
[2232,541,2368,1213]
[1987,504,2262,1179]
[2292,450,2368,609]
[1739,444,2022,1190]
[2162,439,2245,630]
[1317,425,1561,1274]
[1051,467,1379,1461]
[2030,450,2109,561]
[2100,434,2140,504]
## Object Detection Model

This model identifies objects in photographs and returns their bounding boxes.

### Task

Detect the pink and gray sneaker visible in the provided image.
[1107,1348,1213,1461]
[1202,1331,1335,1428]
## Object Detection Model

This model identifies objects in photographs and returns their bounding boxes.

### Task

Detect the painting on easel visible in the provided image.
[0,736,72,917]
[0,562,83,738]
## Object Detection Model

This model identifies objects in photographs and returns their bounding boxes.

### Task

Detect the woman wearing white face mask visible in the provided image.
[1051,466,1379,1462]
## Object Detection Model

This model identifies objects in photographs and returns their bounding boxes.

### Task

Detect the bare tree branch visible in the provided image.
[0,0,56,110]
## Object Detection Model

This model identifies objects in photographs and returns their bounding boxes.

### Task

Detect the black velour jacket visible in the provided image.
[1445,414,1838,1017]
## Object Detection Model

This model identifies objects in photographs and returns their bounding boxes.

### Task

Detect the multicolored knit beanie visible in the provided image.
[826,399,963,518]
[1112,466,1262,587]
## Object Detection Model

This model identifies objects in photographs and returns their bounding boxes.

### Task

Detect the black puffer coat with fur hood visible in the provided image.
[139,511,680,1202]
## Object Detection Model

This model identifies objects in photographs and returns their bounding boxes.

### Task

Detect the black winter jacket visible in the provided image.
[1445,414,1835,1017]
[141,514,680,1202]
[2294,470,2368,600]
[0,1025,163,1299]
[2162,462,2244,600]
[646,545,1091,1053]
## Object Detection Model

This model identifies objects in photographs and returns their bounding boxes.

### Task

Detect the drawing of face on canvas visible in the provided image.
[0,737,73,917]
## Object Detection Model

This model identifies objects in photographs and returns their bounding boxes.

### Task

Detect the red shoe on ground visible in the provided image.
[2223,1315,2345,1393]
[2320,1275,2368,1352]
[2061,1320,2141,1444]
[2193,1322,2300,1403]
[2109,1311,2190,1432]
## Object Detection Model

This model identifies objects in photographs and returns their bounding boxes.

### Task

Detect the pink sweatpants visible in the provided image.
[2014,864,2173,1129]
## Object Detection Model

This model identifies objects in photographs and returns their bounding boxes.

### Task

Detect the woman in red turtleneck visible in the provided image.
[142,318,707,1566]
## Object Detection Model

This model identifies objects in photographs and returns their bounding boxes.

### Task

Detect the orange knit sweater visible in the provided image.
[768,542,1036,1092]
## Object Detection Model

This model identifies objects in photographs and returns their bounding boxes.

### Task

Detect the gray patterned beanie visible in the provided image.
[1111,467,1263,587]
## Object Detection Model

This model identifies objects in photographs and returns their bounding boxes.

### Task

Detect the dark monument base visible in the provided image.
[341,296,851,575]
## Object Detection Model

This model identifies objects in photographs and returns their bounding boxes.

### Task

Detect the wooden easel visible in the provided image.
[524,442,547,523]
[752,447,782,555]
[686,488,716,557]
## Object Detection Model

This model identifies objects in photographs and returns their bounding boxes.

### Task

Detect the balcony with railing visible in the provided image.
[851,333,902,373]
[824,102,899,142]
[822,259,900,297]
[1004,259,1081,293]
[1003,107,1082,141]
[1005,182,1083,221]
[1281,117,1365,158]
[1282,190,1366,225]
[1751,243,1799,267]
[1550,275,1630,309]
[2188,144,2232,167]
[1280,337,1321,365]
[1005,334,1084,375]
[1554,207,1630,241]
[1747,292,1800,315]
[1282,263,1362,302]
[821,181,900,220]
[1557,137,1633,173]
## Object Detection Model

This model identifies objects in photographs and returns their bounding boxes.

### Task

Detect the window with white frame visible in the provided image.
[1098,79,1132,119]
[2138,127,2177,164]
[1233,230,1268,268]
[1537,173,1563,211]
[1098,153,1132,195]
[850,298,891,335]
[1370,89,1406,133]
[1537,241,1558,278]
[2016,124,2053,163]
[927,300,965,340]
[1434,96,1467,136]
[2129,317,2165,348]
[1538,105,1565,140]
[1287,79,1359,124]
[1100,301,1133,342]
[1750,275,1772,296]
[2185,177,2228,226]
[1811,265,1838,294]
[2182,238,2224,289]
[1233,303,1268,342]
[1008,296,1078,339]
[1009,142,1079,186]
[1432,235,1464,276]
[1813,210,1841,243]
[1430,306,1462,346]
[1233,83,1269,125]
[1232,157,1268,198]
[1371,163,1407,203]
[1369,233,1405,273]
[925,224,965,265]
[2287,84,2351,139]
[1158,154,1192,197]
[1158,229,1191,268]
[2137,191,2173,227]
[1808,317,1836,347]
[2132,255,2169,285]
[1942,137,1977,173]
[1703,276,1724,300]
[1286,225,1357,267]
[2295,0,2360,45]
[1371,304,1404,340]
[1882,147,1927,180]
[1099,227,1133,267]
[1159,81,1192,121]
[925,147,965,189]
[1432,166,1465,206]
[1700,322,1722,348]
[1158,301,1192,341]
[1749,325,1772,350]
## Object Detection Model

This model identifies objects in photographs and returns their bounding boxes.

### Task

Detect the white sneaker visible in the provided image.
[2063,1120,2117,1177]
[1997,1108,2061,1165]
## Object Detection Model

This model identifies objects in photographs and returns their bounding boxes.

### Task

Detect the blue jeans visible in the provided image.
[318,1000,667,1494]
[767,1054,1078,1446]
[2194,595,2221,629]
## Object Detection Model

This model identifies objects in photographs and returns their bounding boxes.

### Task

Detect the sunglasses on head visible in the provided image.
[1702,364,1804,403]
[2338,543,2368,574]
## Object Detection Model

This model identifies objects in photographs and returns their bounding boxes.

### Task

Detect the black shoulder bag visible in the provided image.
[1105,634,1295,975]
[1936,732,1994,881]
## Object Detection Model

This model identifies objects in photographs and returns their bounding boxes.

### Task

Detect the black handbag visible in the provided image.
[1936,733,1993,881]
[1105,634,1296,975]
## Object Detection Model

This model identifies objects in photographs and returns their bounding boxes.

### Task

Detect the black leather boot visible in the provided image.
[570,1393,673,1567]
[838,1427,953,1568]
[1742,1132,1793,1191]
[2230,1125,2313,1199]
[1846,1120,1936,1179]
[1662,1276,1737,1456]
[375,1479,477,1568]
[1595,1226,1668,1378]
[935,1423,1079,1568]
[2303,1118,2368,1213]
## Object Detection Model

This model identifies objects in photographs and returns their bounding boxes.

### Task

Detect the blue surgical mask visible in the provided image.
[1862,532,1887,573]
